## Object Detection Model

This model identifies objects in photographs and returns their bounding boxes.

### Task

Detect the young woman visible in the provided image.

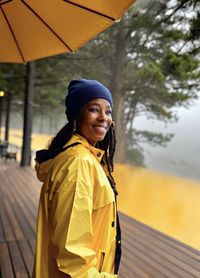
[33,79,121,277]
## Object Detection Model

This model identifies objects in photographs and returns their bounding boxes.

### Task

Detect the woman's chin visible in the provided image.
[95,134,106,142]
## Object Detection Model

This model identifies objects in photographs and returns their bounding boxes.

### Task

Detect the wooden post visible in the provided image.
[21,61,35,166]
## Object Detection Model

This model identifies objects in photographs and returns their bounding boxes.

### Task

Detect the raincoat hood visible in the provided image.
[35,134,105,183]
[35,159,53,183]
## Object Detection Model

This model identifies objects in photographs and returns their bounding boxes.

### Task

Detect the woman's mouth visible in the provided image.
[93,124,108,131]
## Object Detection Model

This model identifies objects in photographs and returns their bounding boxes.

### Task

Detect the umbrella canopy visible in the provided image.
[0,0,135,63]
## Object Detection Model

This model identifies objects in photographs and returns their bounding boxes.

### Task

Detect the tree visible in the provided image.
[28,0,200,165]
[65,0,200,165]
[0,63,25,141]
[1,0,199,167]
[109,0,200,163]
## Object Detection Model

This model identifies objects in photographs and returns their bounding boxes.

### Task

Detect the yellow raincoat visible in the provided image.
[33,134,117,277]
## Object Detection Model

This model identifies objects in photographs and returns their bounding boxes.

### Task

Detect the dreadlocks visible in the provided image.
[97,122,118,195]
[48,121,75,151]
[48,121,118,195]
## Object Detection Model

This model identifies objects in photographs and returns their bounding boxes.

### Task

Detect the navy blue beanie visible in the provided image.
[65,79,113,121]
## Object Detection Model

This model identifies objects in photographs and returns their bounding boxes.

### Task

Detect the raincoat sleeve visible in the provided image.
[49,154,117,278]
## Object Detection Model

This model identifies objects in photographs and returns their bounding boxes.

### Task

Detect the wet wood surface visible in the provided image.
[0,163,200,277]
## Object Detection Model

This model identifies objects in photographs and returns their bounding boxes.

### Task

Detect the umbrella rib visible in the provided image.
[0,0,13,6]
[0,6,25,63]
[21,0,74,53]
[63,0,115,21]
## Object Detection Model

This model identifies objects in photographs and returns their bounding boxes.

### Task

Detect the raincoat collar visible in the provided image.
[66,133,105,162]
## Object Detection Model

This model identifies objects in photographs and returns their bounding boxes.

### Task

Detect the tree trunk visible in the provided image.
[109,21,127,163]
[4,92,11,142]
[21,62,35,166]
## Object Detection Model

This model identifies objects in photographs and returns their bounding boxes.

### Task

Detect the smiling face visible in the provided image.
[76,98,112,146]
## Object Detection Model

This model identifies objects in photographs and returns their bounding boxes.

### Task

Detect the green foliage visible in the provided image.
[125,128,174,166]
[190,11,200,40]
[133,130,174,147]
[161,50,198,80]
[164,30,187,41]
[0,64,25,96]
[0,64,25,113]
[136,63,165,84]
[125,147,146,167]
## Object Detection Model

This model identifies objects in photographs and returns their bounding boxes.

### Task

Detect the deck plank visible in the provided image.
[122,218,200,272]
[0,242,15,278]
[1,163,200,278]
[18,240,34,277]
[8,241,29,278]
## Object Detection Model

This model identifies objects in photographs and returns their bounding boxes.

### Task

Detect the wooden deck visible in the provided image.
[0,163,200,277]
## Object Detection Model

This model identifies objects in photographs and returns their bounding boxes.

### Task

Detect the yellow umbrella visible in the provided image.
[0,0,135,63]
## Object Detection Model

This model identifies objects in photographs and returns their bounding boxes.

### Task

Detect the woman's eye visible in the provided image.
[106,110,112,115]
[89,107,99,112]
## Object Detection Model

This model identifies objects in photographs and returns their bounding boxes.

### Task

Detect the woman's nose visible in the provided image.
[98,111,107,121]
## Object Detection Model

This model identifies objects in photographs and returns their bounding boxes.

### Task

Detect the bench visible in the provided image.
[0,142,17,161]
[5,152,17,161]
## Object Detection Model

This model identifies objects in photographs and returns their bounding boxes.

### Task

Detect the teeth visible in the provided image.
[95,125,107,129]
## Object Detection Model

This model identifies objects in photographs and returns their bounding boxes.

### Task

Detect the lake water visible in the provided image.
[134,98,200,182]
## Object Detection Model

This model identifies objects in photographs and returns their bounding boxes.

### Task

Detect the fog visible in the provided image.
[8,95,200,182]
[134,98,200,182]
